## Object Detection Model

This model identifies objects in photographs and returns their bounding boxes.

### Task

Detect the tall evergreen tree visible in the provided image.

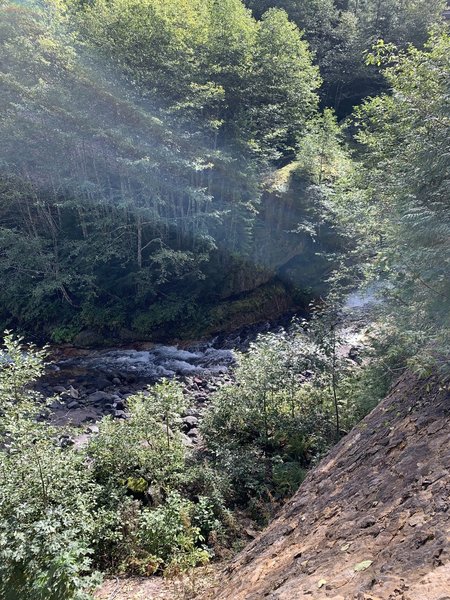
[352,33,450,372]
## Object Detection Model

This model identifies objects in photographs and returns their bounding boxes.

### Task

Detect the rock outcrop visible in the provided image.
[212,373,450,600]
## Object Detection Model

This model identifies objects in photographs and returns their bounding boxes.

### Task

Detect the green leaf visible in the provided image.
[354,560,373,572]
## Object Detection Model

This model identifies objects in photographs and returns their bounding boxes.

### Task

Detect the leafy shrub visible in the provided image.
[0,439,100,600]
[87,380,233,574]
[334,320,414,427]
[0,333,100,600]
[201,327,337,503]
[139,492,210,573]
[86,381,199,572]
[180,462,235,543]
[50,324,82,344]
[272,461,307,497]
[88,381,187,493]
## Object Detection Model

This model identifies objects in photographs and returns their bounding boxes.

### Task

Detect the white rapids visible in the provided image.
[58,344,236,379]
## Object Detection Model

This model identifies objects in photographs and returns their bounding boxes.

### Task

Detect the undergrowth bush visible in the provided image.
[201,315,403,507]
[201,327,338,504]
[0,333,100,600]
[0,335,231,598]
[87,381,231,574]
[0,317,403,596]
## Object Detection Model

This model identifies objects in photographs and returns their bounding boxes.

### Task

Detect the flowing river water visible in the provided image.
[38,319,288,440]
[37,292,375,442]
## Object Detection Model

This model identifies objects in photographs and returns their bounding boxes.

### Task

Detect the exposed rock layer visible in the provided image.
[212,373,450,600]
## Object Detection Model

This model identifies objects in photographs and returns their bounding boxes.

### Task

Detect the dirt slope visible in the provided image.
[211,373,450,600]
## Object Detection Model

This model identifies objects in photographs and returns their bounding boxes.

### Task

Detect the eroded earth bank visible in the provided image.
[207,373,450,600]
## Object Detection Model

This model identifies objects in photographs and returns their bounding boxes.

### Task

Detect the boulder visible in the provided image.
[185,408,200,417]
[180,433,194,447]
[87,391,110,404]
[182,415,199,431]
[86,424,99,434]
[52,385,67,394]
[113,409,128,419]
[68,386,79,399]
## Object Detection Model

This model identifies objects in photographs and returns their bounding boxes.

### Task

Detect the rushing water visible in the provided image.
[55,344,236,380]
[40,290,373,430]
[48,288,375,389]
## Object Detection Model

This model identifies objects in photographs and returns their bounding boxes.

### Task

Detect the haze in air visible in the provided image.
[0,0,449,598]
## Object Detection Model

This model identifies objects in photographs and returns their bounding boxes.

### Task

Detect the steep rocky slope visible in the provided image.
[211,373,450,600]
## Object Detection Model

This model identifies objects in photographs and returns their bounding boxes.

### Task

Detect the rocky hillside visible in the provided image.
[210,373,450,600]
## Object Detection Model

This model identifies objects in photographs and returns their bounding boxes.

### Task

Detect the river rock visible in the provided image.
[59,435,75,447]
[180,433,194,447]
[113,409,128,419]
[147,485,163,506]
[68,386,79,399]
[86,424,99,434]
[91,377,111,391]
[82,415,96,424]
[185,408,200,417]
[87,391,110,403]
[182,416,198,431]
[195,394,208,403]
[53,385,67,394]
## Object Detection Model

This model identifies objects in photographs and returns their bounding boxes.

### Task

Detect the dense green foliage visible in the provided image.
[350,33,450,375]
[245,0,445,115]
[0,0,449,596]
[2,0,445,341]
[0,0,335,341]
[0,335,234,598]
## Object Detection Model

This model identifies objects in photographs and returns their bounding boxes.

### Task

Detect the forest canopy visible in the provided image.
[0,0,328,341]
[0,0,447,353]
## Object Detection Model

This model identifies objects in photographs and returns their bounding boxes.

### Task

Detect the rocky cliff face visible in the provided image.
[216,165,339,302]
[211,373,450,600]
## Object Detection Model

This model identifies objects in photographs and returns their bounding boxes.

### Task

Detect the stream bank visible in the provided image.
[37,297,374,444]
[38,316,297,442]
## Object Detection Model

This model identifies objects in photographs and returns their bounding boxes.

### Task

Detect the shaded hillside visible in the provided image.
[211,373,450,600]
[1,1,338,344]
